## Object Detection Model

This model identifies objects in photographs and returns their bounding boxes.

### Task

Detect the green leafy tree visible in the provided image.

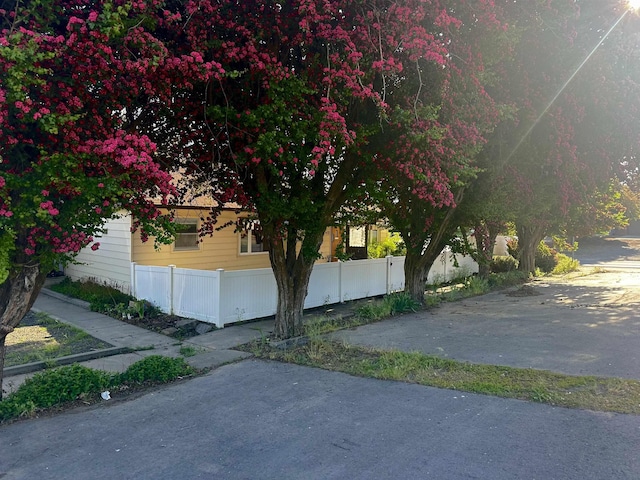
[142,0,501,337]
[493,0,640,272]
[369,0,507,302]
[0,0,220,396]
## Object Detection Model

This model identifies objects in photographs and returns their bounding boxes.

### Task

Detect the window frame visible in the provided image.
[238,218,267,255]
[172,218,200,251]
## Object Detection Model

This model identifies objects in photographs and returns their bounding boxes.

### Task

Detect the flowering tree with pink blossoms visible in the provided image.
[369,0,505,302]
[0,0,223,395]
[147,0,509,337]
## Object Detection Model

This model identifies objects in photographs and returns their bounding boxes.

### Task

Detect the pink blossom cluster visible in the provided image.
[39,200,59,216]
[25,227,91,256]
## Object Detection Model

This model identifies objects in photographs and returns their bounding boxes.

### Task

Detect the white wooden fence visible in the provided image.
[131,252,477,328]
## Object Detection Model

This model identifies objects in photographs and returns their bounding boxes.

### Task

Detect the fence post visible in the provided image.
[168,265,176,315]
[130,262,137,298]
[214,268,224,328]
[338,260,344,303]
[386,255,393,295]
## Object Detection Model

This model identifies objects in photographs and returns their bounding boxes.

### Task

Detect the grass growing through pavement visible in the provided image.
[241,339,640,415]
[5,313,111,367]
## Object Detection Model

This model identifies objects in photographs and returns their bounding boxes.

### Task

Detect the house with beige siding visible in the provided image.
[64,207,335,294]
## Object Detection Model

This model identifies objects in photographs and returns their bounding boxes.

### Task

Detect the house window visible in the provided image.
[239,219,265,254]
[174,219,199,251]
[369,227,379,245]
[348,226,366,248]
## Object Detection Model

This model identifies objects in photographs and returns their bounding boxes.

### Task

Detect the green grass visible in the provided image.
[179,345,206,357]
[241,340,640,415]
[49,277,134,313]
[5,313,112,367]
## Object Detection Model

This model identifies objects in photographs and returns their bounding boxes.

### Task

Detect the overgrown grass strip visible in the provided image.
[245,340,640,415]
[6,313,112,367]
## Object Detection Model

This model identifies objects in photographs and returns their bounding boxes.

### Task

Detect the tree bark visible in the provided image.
[473,222,501,278]
[267,227,324,339]
[516,224,546,275]
[0,263,46,399]
[403,251,429,303]
[0,336,6,400]
[400,196,461,304]
[403,236,448,305]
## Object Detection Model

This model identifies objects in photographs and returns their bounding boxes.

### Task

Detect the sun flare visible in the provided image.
[628,0,640,11]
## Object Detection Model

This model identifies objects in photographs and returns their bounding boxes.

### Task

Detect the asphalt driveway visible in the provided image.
[331,271,640,379]
[2,360,639,480]
[2,238,640,479]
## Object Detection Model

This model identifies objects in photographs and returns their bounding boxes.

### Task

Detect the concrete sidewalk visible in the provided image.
[2,289,269,395]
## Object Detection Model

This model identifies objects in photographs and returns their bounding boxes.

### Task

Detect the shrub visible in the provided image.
[9,365,114,410]
[367,233,406,258]
[552,254,581,274]
[490,255,518,273]
[536,242,558,273]
[118,355,194,384]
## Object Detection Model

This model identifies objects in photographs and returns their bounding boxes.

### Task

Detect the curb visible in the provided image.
[3,346,133,377]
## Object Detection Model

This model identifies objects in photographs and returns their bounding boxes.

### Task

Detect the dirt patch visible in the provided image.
[116,312,214,339]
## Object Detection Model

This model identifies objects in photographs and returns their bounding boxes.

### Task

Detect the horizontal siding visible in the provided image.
[133,209,331,271]
[65,215,132,292]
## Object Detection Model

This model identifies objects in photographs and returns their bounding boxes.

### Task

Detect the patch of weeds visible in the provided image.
[117,355,194,384]
[383,292,421,314]
[1,356,198,424]
[462,276,490,296]
[355,292,422,322]
[244,340,640,415]
[439,288,464,302]
[6,364,114,413]
[178,345,203,357]
[303,316,340,337]
[356,300,392,321]
[424,293,441,307]
[486,270,529,289]
[50,278,135,313]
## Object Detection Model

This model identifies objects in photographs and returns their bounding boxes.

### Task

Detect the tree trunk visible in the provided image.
[403,237,447,305]
[271,266,313,339]
[404,251,429,304]
[0,263,46,399]
[267,227,324,339]
[473,222,501,278]
[516,224,546,275]
[0,336,6,400]
[399,196,462,305]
